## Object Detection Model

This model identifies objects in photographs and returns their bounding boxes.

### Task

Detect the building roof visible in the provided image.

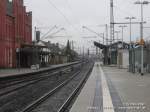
[109,41,129,47]
[94,41,108,49]
[94,41,130,49]
[36,40,62,54]
[21,43,47,48]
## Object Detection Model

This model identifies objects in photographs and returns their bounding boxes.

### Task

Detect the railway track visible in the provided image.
[0,61,93,112]
[57,64,93,112]
[21,71,81,112]
[0,62,81,86]
[0,62,84,112]
[0,64,80,98]
[20,62,94,112]
[0,70,63,97]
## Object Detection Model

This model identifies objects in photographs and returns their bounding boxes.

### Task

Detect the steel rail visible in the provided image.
[57,63,94,112]
[21,71,81,112]
[0,67,71,89]
[0,61,82,81]
[0,66,79,98]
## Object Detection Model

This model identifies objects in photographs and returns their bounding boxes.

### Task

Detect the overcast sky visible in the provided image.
[24,0,150,53]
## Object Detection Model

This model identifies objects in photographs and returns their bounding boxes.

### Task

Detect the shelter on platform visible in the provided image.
[94,41,129,68]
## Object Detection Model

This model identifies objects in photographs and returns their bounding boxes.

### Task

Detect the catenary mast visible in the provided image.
[110,0,115,43]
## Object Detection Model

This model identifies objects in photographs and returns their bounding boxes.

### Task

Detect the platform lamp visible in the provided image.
[114,31,121,41]
[134,0,150,75]
[125,17,136,47]
[119,25,127,48]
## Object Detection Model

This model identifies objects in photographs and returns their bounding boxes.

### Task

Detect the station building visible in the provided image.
[94,41,130,68]
[0,0,32,68]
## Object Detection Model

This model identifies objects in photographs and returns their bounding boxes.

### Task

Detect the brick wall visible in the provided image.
[0,0,32,68]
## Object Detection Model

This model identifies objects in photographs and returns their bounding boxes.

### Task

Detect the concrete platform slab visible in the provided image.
[70,62,115,112]
[0,62,78,78]
[103,66,149,112]
[70,63,98,112]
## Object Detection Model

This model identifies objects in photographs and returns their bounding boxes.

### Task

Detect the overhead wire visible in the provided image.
[114,0,150,42]
[64,0,89,46]
[47,0,81,34]
[114,5,137,18]
[65,0,82,32]
[118,0,133,6]
[113,0,139,20]
[40,25,58,39]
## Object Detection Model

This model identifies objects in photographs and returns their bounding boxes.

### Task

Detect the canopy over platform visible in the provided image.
[94,41,129,49]
[94,41,107,49]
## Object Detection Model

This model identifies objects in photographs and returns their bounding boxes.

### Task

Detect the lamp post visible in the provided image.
[134,1,149,75]
[101,33,105,44]
[119,25,127,48]
[16,48,20,71]
[82,26,105,44]
[125,17,136,73]
[115,31,120,41]
[125,17,136,45]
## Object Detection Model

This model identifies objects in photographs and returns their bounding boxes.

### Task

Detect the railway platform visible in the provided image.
[70,62,149,112]
[70,62,114,112]
[0,62,79,78]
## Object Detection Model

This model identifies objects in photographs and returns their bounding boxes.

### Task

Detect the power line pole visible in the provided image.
[98,24,109,45]
[34,27,37,42]
[115,31,120,41]
[102,33,104,44]
[125,17,136,45]
[71,40,74,50]
[83,46,85,58]
[119,25,127,48]
[135,1,150,75]
[110,0,115,43]
[105,24,109,45]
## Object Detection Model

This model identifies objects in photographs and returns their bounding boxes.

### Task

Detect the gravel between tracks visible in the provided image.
[30,62,93,112]
[0,65,81,112]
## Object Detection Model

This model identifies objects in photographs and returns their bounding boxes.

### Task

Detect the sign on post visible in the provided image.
[139,38,145,45]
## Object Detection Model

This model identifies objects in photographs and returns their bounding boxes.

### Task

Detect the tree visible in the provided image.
[65,40,71,55]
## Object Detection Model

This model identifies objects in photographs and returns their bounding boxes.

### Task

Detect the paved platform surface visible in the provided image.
[103,66,149,112]
[70,62,148,112]
[70,62,114,112]
[0,63,73,78]
[70,62,100,112]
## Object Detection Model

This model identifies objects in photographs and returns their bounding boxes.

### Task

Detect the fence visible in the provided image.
[129,47,150,73]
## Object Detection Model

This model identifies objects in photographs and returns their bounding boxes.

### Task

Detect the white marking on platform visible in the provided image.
[70,62,115,112]
[99,64,115,112]
[70,63,97,112]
